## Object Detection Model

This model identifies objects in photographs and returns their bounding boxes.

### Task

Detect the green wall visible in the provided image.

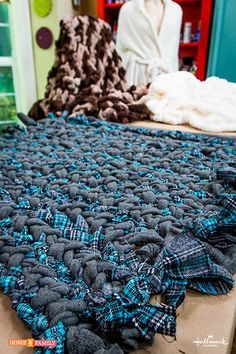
[29,0,73,99]
[29,0,58,99]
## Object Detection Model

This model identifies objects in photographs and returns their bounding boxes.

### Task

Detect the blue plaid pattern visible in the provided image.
[53,210,89,241]
[121,231,234,308]
[35,321,66,354]
[220,195,236,226]
[123,275,150,305]
[16,303,48,335]
[132,303,176,339]
[94,295,176,339]
[189,195,236,243]
[190,262,234,295]
[217,167,236,185]
[0,275,17,292]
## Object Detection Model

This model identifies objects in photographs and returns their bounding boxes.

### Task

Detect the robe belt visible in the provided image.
[137,57,170,78]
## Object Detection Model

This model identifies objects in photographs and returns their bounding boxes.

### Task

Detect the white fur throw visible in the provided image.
[139,71,236,132]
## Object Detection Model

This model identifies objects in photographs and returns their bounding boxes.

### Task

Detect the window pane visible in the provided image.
[0,5,16,124]
[0,95,16,121]
[0,4,9,24]
[0,66,14,93]
[0,26,11,56]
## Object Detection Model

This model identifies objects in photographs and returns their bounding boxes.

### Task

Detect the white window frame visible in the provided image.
[0,56,13,67]
[0,12,15,124]
[8,0,37,114]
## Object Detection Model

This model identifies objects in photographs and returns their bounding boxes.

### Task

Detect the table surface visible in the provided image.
[0,284,235,354]
[128,120,236,136]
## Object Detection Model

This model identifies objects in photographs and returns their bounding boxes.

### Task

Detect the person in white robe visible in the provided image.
[116,0,183,86]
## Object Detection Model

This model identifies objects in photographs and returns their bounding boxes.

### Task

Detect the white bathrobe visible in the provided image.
[116,0,182,86]
[139,71,236,132]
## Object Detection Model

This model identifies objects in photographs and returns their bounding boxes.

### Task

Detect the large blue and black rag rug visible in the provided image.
[0,114,235,353]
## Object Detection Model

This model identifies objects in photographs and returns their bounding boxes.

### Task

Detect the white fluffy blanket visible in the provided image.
[140,72,236,132]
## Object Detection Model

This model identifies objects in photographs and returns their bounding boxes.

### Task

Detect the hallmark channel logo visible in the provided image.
[193,334,228,347]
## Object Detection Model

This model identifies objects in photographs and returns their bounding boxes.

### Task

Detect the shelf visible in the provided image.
[180,42,199,47]
[105,0,200,7]
[98,0,213,80]
[105,3,124,9]
[174,0,201,4]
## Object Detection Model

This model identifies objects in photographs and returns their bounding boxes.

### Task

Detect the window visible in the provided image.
[0,3,17,124]
[0,1,37,127]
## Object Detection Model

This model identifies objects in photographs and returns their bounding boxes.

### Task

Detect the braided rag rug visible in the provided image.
[0,114,236,354]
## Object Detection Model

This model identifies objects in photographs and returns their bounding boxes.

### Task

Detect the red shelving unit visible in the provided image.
[104,3,123,8]
[96,0,214,80]
[180,42,199,47]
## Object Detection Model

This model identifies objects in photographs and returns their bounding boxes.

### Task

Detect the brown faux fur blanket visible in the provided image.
[29,16,151,123]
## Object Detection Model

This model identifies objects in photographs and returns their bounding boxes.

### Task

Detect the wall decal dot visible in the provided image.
[36,27,53,49]
[33,0,52,18]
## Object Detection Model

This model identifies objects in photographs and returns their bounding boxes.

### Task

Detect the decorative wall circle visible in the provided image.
[33,0,52,18]
[36,27,53,49]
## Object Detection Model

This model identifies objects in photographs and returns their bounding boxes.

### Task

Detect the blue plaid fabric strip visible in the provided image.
[220,195,236,226]
[122,231,234,308]
[38,207,105,250]
[16,303,48,335]
[53,210,89,241]
[94,298,134,331]
[34,321,66,354]
[131,303,176,339]
[163,278,188,308]
[189,194,236,249]
[189,262,235,295]
[13,227,34,246]
[17,304,66,354]
[102,242,119,263]
[0,275,17,292]
[123,275,150,305]
[94,297,176,339]
[217,167,236,185]
[0,187,13,202]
